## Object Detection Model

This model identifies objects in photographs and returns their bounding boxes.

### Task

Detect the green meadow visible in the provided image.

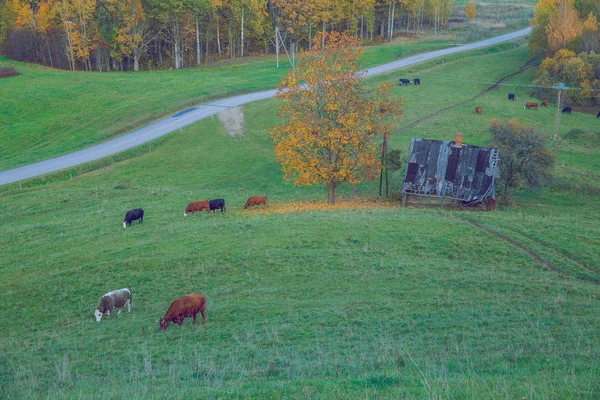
[1,43,600,398]
[0,40,459,171]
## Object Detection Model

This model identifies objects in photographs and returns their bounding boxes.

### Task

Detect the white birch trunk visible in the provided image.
[240,6,244,57]
[196,15,201,65]
[216,17,221,58]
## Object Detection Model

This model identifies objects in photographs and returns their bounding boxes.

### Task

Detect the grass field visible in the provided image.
[0,39,460,172]
[0,2,537,172]
[1,42,600,398]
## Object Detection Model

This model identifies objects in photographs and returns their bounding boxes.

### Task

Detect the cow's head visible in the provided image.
[94,309,103,322]
[158,317,169,330]
[123,221,127,228]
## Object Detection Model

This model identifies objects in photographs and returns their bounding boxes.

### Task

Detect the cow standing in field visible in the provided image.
[158,293,206,330]
[508,93,515,101]
[541,100,549,107]
[413,78,421,85]
[475,106,482,115]
[209,198,226,212]
[123,208,144,228]
[398,79,411,85]
[597,111,600,118]
[562,106,572,114]
[184,200,210,216]
[524,102,538,110]
[94,288,132,321]
[244,196,268,209]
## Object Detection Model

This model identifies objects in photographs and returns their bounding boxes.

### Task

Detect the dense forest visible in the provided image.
[0,0,453,71]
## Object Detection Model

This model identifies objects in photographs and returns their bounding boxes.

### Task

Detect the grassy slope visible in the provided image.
[0,40,458,171]
[1,45,599,398]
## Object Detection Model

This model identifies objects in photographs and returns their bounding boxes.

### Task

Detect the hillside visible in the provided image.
[0,44,599,398]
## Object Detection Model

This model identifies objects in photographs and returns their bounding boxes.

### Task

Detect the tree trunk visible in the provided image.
[497,0,501,20]
[216,17,222,58]
[327,181,337,204]
[360,15,364,41]
[46,38,53,67]
[275,25,279,67]
[240,6,244,57]
[389,2,395,42]
[502,178,510,200]
[308,24,312,49]
[196,15,201,65]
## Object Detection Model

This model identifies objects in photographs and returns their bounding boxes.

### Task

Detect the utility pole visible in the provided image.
[553,82,567,148]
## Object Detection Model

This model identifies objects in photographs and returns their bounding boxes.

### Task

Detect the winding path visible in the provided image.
[0,27,531,186]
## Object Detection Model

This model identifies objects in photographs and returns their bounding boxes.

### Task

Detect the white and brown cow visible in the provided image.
[94,288,132,322]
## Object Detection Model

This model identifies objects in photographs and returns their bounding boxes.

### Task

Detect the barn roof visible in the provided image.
[401,138,499,204]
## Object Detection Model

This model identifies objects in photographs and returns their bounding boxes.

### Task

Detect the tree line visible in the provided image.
[0,0,453,72]
[530,0,600,105]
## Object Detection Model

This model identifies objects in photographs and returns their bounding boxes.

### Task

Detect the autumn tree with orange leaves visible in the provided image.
[269,32,402,204]
[545,0,582,54]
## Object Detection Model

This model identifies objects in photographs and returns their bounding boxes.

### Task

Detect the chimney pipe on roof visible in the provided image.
[455,133,463,147]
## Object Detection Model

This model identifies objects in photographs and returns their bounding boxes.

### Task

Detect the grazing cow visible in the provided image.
[562,106,572,114]
[94,288,132,322]
[244,196,268,209]
[541,100,549,107]
[475,106,482,115]
[158,293,206,331]
[597,111,600,118]
[209,198,226,212]
[413,78,421,85]
[508,93,515,101]
[123,208,144,228]
[184,200,210,216]
[398,78,411,85]
[524,102,538,110]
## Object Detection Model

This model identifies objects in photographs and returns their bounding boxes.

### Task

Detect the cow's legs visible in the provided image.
[193,313,197,324]
[200,304,206,323]
[126,299,131,312]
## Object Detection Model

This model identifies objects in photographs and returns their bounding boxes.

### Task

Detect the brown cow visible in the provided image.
[524,102,538,110]
[541,100,549,107]
[184,200,210,216]
[158,293,206,331]
[475,106,482,115]
[244,196,268,209]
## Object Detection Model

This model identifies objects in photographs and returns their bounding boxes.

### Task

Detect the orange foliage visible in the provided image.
[545,0,582,54]
[464,0,476,19]
[242,198,399,216]
[268,32,403,204]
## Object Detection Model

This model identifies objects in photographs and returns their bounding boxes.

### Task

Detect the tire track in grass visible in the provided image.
[393,58,538,136]
[504,226,600,275]
[463,218,600,286]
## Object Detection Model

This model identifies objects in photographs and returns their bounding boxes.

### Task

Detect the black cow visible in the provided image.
[508,93,515,101]
[562,106,572,114]
[209,198,226,212]
[123,208,144,228]
[398,79,411,85]
[413,78,421,85]
[596,111,600,118]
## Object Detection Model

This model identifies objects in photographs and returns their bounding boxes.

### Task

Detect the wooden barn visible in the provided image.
[401,134,499,209]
